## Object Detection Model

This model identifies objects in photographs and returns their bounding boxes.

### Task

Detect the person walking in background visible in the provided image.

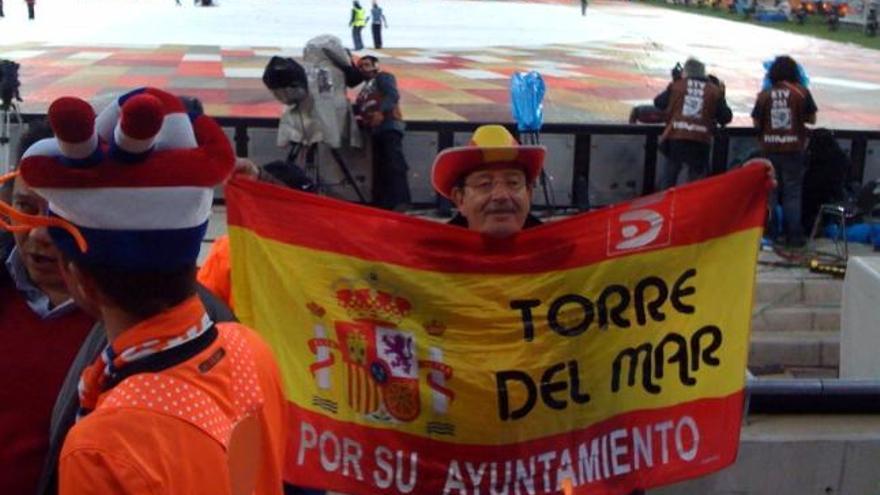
[25,0,34,19]
[752,55,818,247]
[368,0,389,49]
[350,1,367,51]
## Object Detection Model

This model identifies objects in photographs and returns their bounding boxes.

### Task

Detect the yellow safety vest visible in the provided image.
[353,7,367,27]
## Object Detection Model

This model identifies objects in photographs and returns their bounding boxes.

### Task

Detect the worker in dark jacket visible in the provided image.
[354,55,411,210]
[654,57,732,190]
[368,1,389,49]
[751,55,817,247]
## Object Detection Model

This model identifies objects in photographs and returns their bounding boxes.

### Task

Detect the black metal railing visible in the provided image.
[214,117,880,198]
[19,112,880,201]
[747,378,880,414]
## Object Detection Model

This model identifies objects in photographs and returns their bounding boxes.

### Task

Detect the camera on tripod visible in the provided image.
[259,37,368,202]
[0,59,23,111]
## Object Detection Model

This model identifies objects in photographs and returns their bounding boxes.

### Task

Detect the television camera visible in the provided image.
[0,59,24,173]
[262,48,366,202]
[0,59,22,111]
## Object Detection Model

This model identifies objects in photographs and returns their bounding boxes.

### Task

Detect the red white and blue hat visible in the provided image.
[18,87,234,271]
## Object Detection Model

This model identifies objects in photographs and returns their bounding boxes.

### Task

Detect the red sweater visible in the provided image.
[0,283,94,494]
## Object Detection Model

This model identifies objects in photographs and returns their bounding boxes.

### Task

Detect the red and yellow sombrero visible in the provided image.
[431,125,546,199]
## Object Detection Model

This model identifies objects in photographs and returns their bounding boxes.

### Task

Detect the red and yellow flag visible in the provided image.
[226,166,770,495]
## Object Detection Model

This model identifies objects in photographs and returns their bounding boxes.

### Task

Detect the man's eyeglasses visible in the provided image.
[464,177,527,195]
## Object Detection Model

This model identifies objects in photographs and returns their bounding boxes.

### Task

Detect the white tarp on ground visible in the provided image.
[0,0,829,53]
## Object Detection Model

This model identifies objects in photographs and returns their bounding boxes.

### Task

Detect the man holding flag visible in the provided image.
[211,113,779,494]
[433,124,544,237]
[433,124,773,238]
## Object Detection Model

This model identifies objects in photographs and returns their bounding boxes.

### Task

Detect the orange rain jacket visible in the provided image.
[198,235,234,310]
[58,296,287,495]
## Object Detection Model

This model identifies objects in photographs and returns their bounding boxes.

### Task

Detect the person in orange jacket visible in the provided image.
[198,156,300,311]
[197,158,273,311]
[198,233,233,308]
[16,88,287,495]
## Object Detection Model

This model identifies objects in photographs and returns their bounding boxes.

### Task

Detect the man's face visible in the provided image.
[358,59,379,80]
[451,168,533,238]
[10,177,66,293]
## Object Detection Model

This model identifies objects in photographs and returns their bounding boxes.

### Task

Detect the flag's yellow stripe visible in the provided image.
[230,225,761,446]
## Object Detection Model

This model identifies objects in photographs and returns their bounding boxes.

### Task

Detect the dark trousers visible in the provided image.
[581,0,588,15]
[0,2,4,17]
[27,2,34,18]
[660,140,711,190]
[351,26,364,50]
[371,24,383,49]
[372,130,411,210]
[767,151,807,243]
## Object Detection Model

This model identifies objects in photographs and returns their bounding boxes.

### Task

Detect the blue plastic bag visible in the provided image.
[761,58,810,91]
[824,223,873,243]
[510,71,545,133]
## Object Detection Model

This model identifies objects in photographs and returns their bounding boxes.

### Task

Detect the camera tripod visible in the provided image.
[519,131,556,214]
[0,101,22,175]
[288,141,366,203]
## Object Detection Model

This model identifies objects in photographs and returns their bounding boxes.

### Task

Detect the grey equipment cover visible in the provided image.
[297,34,363,150]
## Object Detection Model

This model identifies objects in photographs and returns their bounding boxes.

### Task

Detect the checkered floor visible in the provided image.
[3,3,880,128]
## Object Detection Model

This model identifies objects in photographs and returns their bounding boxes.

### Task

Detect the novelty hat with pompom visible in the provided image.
[18,87,234,271]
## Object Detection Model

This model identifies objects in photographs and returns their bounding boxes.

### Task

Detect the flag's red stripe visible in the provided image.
[285,390,745,495]
[228,166,769,274]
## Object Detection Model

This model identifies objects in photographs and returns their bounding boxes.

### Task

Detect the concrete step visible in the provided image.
[749,331,839,369]
[751,304,841,332]
[654,415,880,495]
[754,276,843,305]
[747,366,838,379]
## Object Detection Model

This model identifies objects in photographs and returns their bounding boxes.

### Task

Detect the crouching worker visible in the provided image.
[14,88,287,495]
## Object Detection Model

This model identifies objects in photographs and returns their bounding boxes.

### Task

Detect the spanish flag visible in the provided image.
[226,165,770,495]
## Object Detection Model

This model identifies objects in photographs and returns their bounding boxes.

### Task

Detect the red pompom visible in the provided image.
[48,97,96,143]
[120,94,164,140]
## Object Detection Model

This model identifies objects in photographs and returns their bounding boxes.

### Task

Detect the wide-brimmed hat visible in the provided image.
[431,125,545,199]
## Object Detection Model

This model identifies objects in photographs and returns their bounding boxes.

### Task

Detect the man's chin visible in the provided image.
[479,220,522,239]
[27,263,63,281]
